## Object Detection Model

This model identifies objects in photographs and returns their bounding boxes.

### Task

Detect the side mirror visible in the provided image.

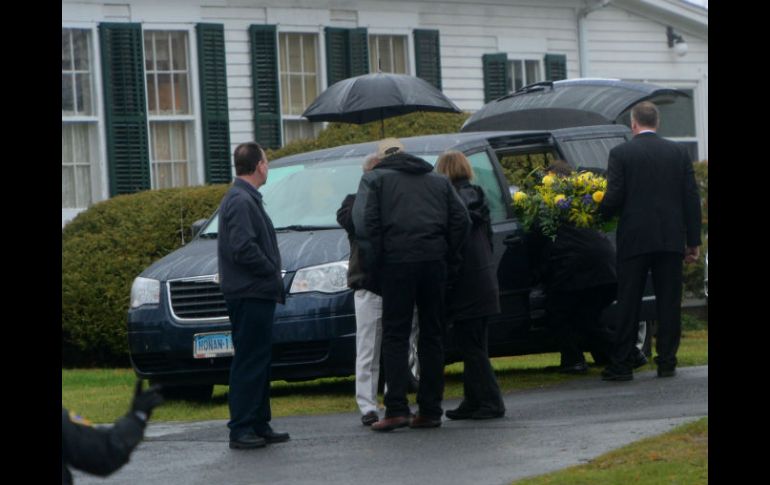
[191,219,208,238]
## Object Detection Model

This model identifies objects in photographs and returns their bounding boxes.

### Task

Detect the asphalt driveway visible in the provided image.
[73,365,708,485]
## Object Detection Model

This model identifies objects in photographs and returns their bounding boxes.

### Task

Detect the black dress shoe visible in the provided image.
[361,411,379,426]
[601,366,633,381]
[255,427,290,444]
[445,406,476,420]
[371,415,410,432]
[559,362,588,374]
[471,407,505,420]
[657,367,676,378]
[409,414,442,428]
[229,432,267,450]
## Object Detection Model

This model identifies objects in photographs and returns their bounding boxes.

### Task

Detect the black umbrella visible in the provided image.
[302,72,462,137]
[461,78,689,132]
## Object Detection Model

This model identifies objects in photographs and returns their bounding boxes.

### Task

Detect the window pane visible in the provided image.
[154,162,173,189]
[288,34,302,72]
[170,122,187,161]
[279,35,288,73]
[280,73,290,113]
[173,73,189,114]
[525,60,540,85]
[171,32,187,70]
[72,124,91,166]
[146,74,158,114]
[467,152,506,222]
[512,61,523,91]
[657,90,696,138]
[378,37,392,72]
[157,74,173,113]
[75,165,92,206]
[76,73,92,115]
[289,75,303,114]
[152,123,171,161]
[62,167,76,208]
[62,124,73,164]
[393,36,407,74]
[145,36,154,71]
[303,35,316,73]
[62,30,72,70]
[73,30,90,70]
[304,75,317,106]
[62,75,74,114]
[368,37,378,72]
[155,33,170,71]
[174,162,189,187]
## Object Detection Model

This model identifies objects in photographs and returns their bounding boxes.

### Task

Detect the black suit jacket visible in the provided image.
[599,132,701,260]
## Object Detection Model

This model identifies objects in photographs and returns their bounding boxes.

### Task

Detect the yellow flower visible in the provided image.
[513,191,528,204]
[592,191,604,203]
[542,175,555,187]
[554,194,566,205]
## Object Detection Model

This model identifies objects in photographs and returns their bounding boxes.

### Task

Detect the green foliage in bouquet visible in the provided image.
[512,170,616,240]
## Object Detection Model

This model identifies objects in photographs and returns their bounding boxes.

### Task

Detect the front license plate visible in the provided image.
[193,332,234,359]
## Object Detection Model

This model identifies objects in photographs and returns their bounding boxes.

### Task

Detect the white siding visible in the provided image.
[62,0,708,224]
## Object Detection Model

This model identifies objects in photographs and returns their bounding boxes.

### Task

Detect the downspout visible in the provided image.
[578,0,612,78]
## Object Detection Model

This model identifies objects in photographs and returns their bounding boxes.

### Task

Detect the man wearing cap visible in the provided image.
[352,138,470,431]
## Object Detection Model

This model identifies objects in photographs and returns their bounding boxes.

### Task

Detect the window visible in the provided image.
[62,28,97,209]
[507,59,541,92]
[368,35,408,74]
[279,33,321,144]
[144,30,194,189]
[618,88,698,160]
[467,152,507,223]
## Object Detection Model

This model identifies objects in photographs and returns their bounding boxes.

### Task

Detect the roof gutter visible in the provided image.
[578,0,612,77]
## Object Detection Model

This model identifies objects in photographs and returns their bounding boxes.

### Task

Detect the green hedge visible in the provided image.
[62,185,228,366]
[682,160,708,298]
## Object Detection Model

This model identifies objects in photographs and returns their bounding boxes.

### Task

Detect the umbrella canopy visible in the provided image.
[302,73,462,127]
[461,78,689,132]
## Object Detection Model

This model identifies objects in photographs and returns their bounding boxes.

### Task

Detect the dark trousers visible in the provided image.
[225,297,275,440]
[610,252,683,370]
[453,317,505,412]
[381,260,447,418]
[546,285,615,366]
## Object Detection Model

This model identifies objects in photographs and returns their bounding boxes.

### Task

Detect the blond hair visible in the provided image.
[436,150,474,182]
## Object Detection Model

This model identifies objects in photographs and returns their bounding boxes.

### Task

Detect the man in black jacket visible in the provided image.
[217,142,289,448]
[352,138,470,431]
[62,380,163,484]
[599,102,702,381]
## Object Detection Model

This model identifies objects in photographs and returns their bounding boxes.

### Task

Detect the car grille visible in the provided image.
[168,279,229,321]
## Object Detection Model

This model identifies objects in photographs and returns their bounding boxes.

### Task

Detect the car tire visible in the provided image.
[590,320,655,364]
[377,338,420,394]
[157,383,214,402]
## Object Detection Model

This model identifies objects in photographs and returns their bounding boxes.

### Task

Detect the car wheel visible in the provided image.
[157,383,214,402]
[638,320,656,358]
[376,334,420,393]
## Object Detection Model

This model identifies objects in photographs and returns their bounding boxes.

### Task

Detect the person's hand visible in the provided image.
[131,379,164,421]
[684,246,700,264]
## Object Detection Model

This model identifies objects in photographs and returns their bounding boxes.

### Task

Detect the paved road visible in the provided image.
[74,365,707,485]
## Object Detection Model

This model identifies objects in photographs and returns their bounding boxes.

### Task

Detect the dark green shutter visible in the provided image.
[249,25,281,149]
[414,29,442,90]
[325,27,369,86]
[544,54,567,81]
[197,24,232,184]
[99,23,150,196]
[482,53,509,103]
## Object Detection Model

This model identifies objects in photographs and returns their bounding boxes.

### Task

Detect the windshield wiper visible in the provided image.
[275,225,338,232]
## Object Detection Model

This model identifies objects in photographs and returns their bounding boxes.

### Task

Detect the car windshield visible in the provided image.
[199,154,440,236]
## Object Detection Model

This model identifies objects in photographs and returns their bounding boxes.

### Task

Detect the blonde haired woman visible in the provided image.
[435,151,505,420]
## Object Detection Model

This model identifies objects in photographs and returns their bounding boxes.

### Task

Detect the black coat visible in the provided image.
[62,407,145,485]
[541,225,617,294]
[336,193,380,294]
[599,132,702,260]
[217,178,284,303]
[351,152,470,271]
[446,179,501,320]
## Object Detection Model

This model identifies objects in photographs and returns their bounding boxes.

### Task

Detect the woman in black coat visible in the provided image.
[436,151,505,420]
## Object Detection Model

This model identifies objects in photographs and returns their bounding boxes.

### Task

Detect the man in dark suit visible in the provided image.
[218,142,290,448]
[599,101,702,381]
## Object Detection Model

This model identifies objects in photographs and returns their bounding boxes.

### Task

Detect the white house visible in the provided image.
[62,0,708,226]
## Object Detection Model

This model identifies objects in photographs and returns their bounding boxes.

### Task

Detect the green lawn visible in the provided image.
[511,417,708,485]
[61,329,707,424]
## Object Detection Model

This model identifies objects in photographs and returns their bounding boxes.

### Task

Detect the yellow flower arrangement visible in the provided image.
[512,169,616,240]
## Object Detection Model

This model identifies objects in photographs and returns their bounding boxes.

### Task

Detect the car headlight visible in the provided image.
[289,261,349,294]
[130,277,161,308]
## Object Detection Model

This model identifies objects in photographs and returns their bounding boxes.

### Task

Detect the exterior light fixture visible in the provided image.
[667,26,688,57]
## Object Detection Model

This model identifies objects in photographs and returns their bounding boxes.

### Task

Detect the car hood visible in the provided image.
[140,229,350,281]
[461,78,689,132]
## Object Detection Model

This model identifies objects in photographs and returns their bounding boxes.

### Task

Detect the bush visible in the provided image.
[62,185,228,366]
[682,160,708,298]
